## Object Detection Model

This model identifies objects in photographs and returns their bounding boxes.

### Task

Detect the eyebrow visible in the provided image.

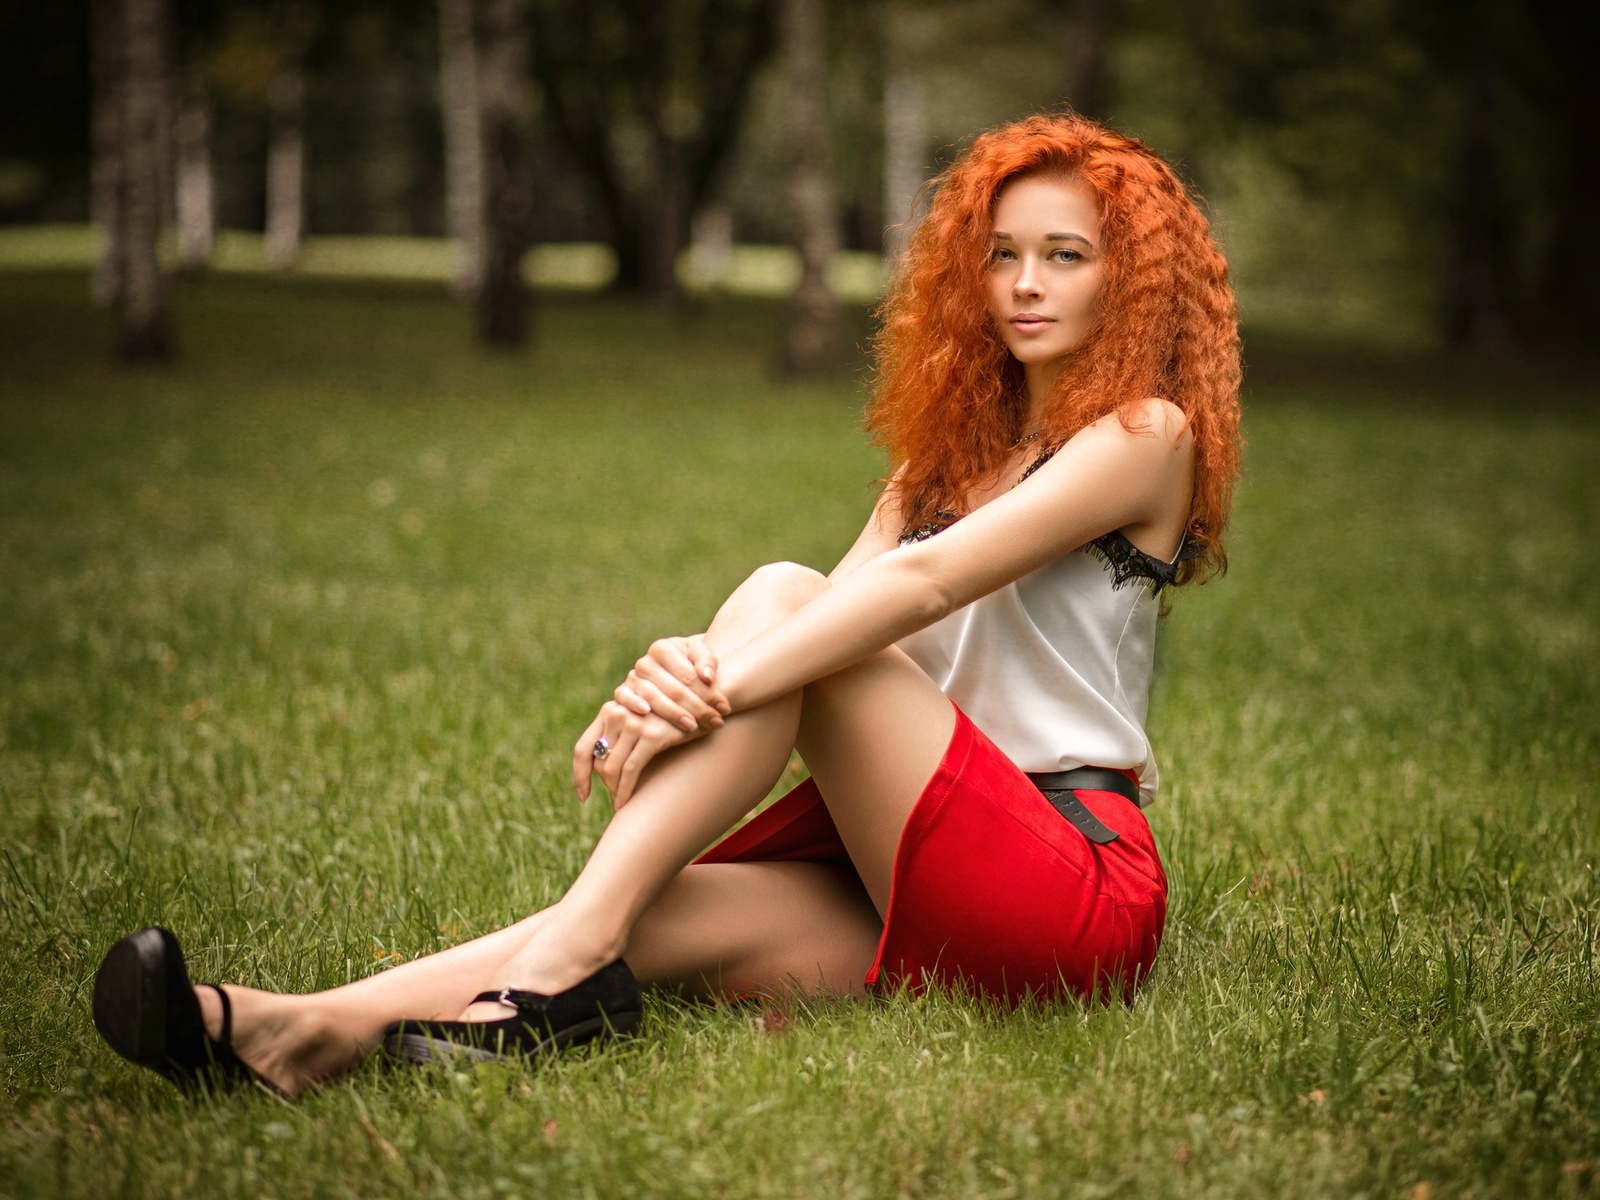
[992,231,1095,248]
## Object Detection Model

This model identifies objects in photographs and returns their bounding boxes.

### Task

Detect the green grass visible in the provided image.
[2,272,1599,1198]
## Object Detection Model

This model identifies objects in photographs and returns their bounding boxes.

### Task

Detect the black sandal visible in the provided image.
[92,927,278,1094]
[382,960,643,1065]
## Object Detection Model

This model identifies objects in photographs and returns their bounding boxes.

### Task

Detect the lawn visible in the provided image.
[1,271,1598,1198]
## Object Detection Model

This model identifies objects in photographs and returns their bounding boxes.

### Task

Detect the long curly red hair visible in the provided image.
[867,113,1242,583]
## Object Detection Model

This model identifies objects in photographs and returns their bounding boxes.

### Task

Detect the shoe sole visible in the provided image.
[92,928,171,1071]
[382,1009,644,1065]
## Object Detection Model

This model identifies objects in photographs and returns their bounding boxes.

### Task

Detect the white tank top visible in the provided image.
[895,527,1189,807]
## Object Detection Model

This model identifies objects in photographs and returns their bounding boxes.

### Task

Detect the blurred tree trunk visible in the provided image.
[689,202,733,288]
[650,132,689,302]
[1062,0,1108,121]
[781,0,845,374]
[1530,0,1600,344]
[882,4,928,262]
[532,0,772,299]
[439,0,485,297]
[90,0,122,304]
[264,62,305,269]
[476,0,533,347]
[174,66,214,269]
[113,0,173,360]
[1443,52,1512,347]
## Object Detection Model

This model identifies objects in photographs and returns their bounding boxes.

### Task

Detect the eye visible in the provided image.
[989,246,1015,264]
[1050,248,1081,264]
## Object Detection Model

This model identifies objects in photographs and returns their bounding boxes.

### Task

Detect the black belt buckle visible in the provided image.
[1027,767,1139,846]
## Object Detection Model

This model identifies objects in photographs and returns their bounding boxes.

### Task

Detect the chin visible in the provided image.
[1009,342,1075,365]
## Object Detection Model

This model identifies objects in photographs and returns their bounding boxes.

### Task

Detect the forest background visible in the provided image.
[2,0,1596,358]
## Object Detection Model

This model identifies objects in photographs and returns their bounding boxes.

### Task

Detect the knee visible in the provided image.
[739,561,828,613]
[708,562,828,652]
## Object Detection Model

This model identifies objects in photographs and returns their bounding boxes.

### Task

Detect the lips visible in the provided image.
[1009,313,1055,332]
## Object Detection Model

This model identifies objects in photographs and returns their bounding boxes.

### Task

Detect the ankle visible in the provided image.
[494,909,627,998]
[547,903,629,971]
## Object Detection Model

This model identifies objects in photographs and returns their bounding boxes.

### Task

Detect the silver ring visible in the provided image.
[592,736,611,760]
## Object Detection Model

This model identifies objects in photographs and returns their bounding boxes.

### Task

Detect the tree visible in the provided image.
[1525,0,1600,345]
[100,0,174,360]
[1157,0,1599,350]
[1059,0,1109,121]
[780,0,846,374]
[174,56,215,268]
[264,54,306,268]
[90,0,123,304]
[438,0,485,296]
[881,2,929,262]
[476,0,533,346]
[531,0,774,297]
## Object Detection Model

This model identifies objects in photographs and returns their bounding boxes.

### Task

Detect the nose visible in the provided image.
[1012,255,1043,300]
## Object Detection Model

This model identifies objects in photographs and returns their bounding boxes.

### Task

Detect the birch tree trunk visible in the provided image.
[476,0,533,346]
[265,64,306,270]
[91,0,122,303]
[439,0,485,297]
[882,4,928,263]
[689,202,733,288]
[115,0,173,360]
[781,0,845,374]
[175,69,214,268]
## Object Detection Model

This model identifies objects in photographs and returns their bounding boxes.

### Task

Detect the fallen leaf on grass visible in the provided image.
[357,1114,400,1163]
[1563,1162,1592,1177]
[1300,1089,1326,1109]
[1175,1142,1190,1166]
[541,1120,558,1145]
[1408,1183,1431,1200]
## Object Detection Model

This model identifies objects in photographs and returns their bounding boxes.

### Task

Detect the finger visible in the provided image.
[686,638,728,713]
[635,656,725,724]
[635,672,718,730]
[637,678,701,731]
[572,715,603,802]
[614,682,652,717]
[647,638,705,690]
[599,725,641,807]
[615,719,677,806]
[688,638,719,683]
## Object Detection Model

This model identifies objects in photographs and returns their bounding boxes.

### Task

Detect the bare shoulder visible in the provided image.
[1078,397,1193,455]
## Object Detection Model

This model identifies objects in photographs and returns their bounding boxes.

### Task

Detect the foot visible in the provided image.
[195,985,357,1097]
[458,924,622,1022]
[382,960,643,1065]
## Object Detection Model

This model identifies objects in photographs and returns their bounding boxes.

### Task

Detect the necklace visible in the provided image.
[1014,429,1044,448]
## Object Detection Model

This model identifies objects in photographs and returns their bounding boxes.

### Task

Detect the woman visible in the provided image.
[91,113,1241,1096]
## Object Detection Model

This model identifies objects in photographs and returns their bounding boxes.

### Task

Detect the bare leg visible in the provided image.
[476,565,951,1000]
[204,562,954,1092]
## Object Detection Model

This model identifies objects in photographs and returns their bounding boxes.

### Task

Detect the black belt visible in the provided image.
[1027,767,1140,845]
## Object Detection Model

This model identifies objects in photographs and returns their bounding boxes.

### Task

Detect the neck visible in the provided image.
[1022,357,1064,432]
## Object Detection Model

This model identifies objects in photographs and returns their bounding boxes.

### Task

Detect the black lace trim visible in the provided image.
[896,446,1200,593]
[899,510,961,545]
[1084,529,1200,593]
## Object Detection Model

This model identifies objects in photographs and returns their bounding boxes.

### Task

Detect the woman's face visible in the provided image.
[986,173,1104,372]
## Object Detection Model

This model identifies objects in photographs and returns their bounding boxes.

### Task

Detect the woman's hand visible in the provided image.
[611,635,730,734]
[573,699,706,809]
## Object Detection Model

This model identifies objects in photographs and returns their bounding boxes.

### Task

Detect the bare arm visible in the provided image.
[716,400,1193,714]
[826,468,906,582]
[580,400,1190,803]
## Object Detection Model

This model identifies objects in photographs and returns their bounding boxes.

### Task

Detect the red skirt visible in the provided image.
[697,703,1167,1005]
